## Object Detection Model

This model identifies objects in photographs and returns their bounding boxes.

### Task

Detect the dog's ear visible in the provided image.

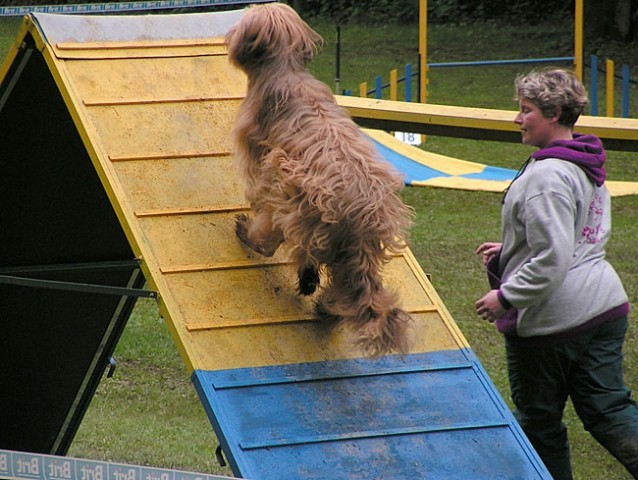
[225,14,270,71]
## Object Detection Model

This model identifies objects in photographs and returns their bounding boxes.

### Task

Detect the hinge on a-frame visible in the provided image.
[107,356,117,378]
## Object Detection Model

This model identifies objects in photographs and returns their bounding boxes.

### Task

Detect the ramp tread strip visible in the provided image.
[135,204,247,218]
[238,420,512,450]
[161,258,294,274]
[56,51,228,61]
[187,313,319,331]
[160,252,410,274]
[185,305,440,331]
[209,361,475,389]
[108,151,230,162]
[84,96,243,107]
[56,39,226,51]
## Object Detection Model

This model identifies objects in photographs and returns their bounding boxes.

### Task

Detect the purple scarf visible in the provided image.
[532,133,606,186]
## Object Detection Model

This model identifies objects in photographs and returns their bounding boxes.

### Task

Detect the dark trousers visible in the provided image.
[506,316,638,480]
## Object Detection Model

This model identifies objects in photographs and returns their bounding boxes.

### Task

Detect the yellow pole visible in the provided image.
[574,0,583,80]
[390,69,398,101]
[359,81,367,98]
[606,59,615,117]
[419,0,428,103]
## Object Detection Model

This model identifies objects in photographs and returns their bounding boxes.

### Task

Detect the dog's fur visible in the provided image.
[225,3,414,356]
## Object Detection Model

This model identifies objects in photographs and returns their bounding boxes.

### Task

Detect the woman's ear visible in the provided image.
[550,106,562,124]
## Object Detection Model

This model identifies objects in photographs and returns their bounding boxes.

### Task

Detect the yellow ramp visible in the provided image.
[13,11,466,374]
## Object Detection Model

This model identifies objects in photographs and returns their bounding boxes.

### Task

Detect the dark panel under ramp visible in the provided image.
[0,18,149,454]
[194,350,549,479]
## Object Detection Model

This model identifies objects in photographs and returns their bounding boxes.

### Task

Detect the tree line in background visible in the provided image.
[294,0,572,24]
[292,0,638,42]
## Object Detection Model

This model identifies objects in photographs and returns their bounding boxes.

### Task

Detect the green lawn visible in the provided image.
[1,11,637,480]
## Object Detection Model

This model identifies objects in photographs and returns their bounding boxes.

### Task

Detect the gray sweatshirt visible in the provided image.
[498,156,628,339]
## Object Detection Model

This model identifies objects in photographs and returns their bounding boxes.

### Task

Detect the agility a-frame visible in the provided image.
[0,11,551,479]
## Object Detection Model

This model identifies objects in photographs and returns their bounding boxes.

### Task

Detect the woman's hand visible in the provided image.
[475,242,502,266]
[475,289,507,322]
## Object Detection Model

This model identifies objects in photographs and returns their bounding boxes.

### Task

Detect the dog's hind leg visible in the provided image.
[235,212,284,257]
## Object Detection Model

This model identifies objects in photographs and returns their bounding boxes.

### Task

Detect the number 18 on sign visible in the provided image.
[394,131,422,146]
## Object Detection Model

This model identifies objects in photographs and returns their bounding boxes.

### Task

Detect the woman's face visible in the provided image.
[514,98,555,149]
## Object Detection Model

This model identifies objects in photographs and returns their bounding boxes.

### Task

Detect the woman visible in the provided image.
[475,68,638,479]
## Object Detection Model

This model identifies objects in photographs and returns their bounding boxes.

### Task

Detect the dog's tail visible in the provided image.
[352,289,413,357]
[318,275,413,357]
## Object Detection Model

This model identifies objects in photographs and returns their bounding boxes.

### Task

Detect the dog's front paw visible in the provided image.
[235,214,252,245]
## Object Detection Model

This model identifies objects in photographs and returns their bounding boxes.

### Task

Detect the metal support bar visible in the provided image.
[0,46,33,112]
[215,445,227,467]
[0,273,157,298]
[0,259,142,275]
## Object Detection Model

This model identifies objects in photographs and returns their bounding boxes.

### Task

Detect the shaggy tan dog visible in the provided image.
[225,3,414,356]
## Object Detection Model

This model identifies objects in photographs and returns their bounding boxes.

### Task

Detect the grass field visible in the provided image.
[2,10,638,480]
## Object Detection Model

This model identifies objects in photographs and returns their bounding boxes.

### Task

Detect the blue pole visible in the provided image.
[375,75,383,99]
[590,54,598,116]
[622,64,630,118]
[405,64,413,102]
[426,56,574,68]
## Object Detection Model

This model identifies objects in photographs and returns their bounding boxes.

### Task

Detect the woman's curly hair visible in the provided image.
[514,68,588,128]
